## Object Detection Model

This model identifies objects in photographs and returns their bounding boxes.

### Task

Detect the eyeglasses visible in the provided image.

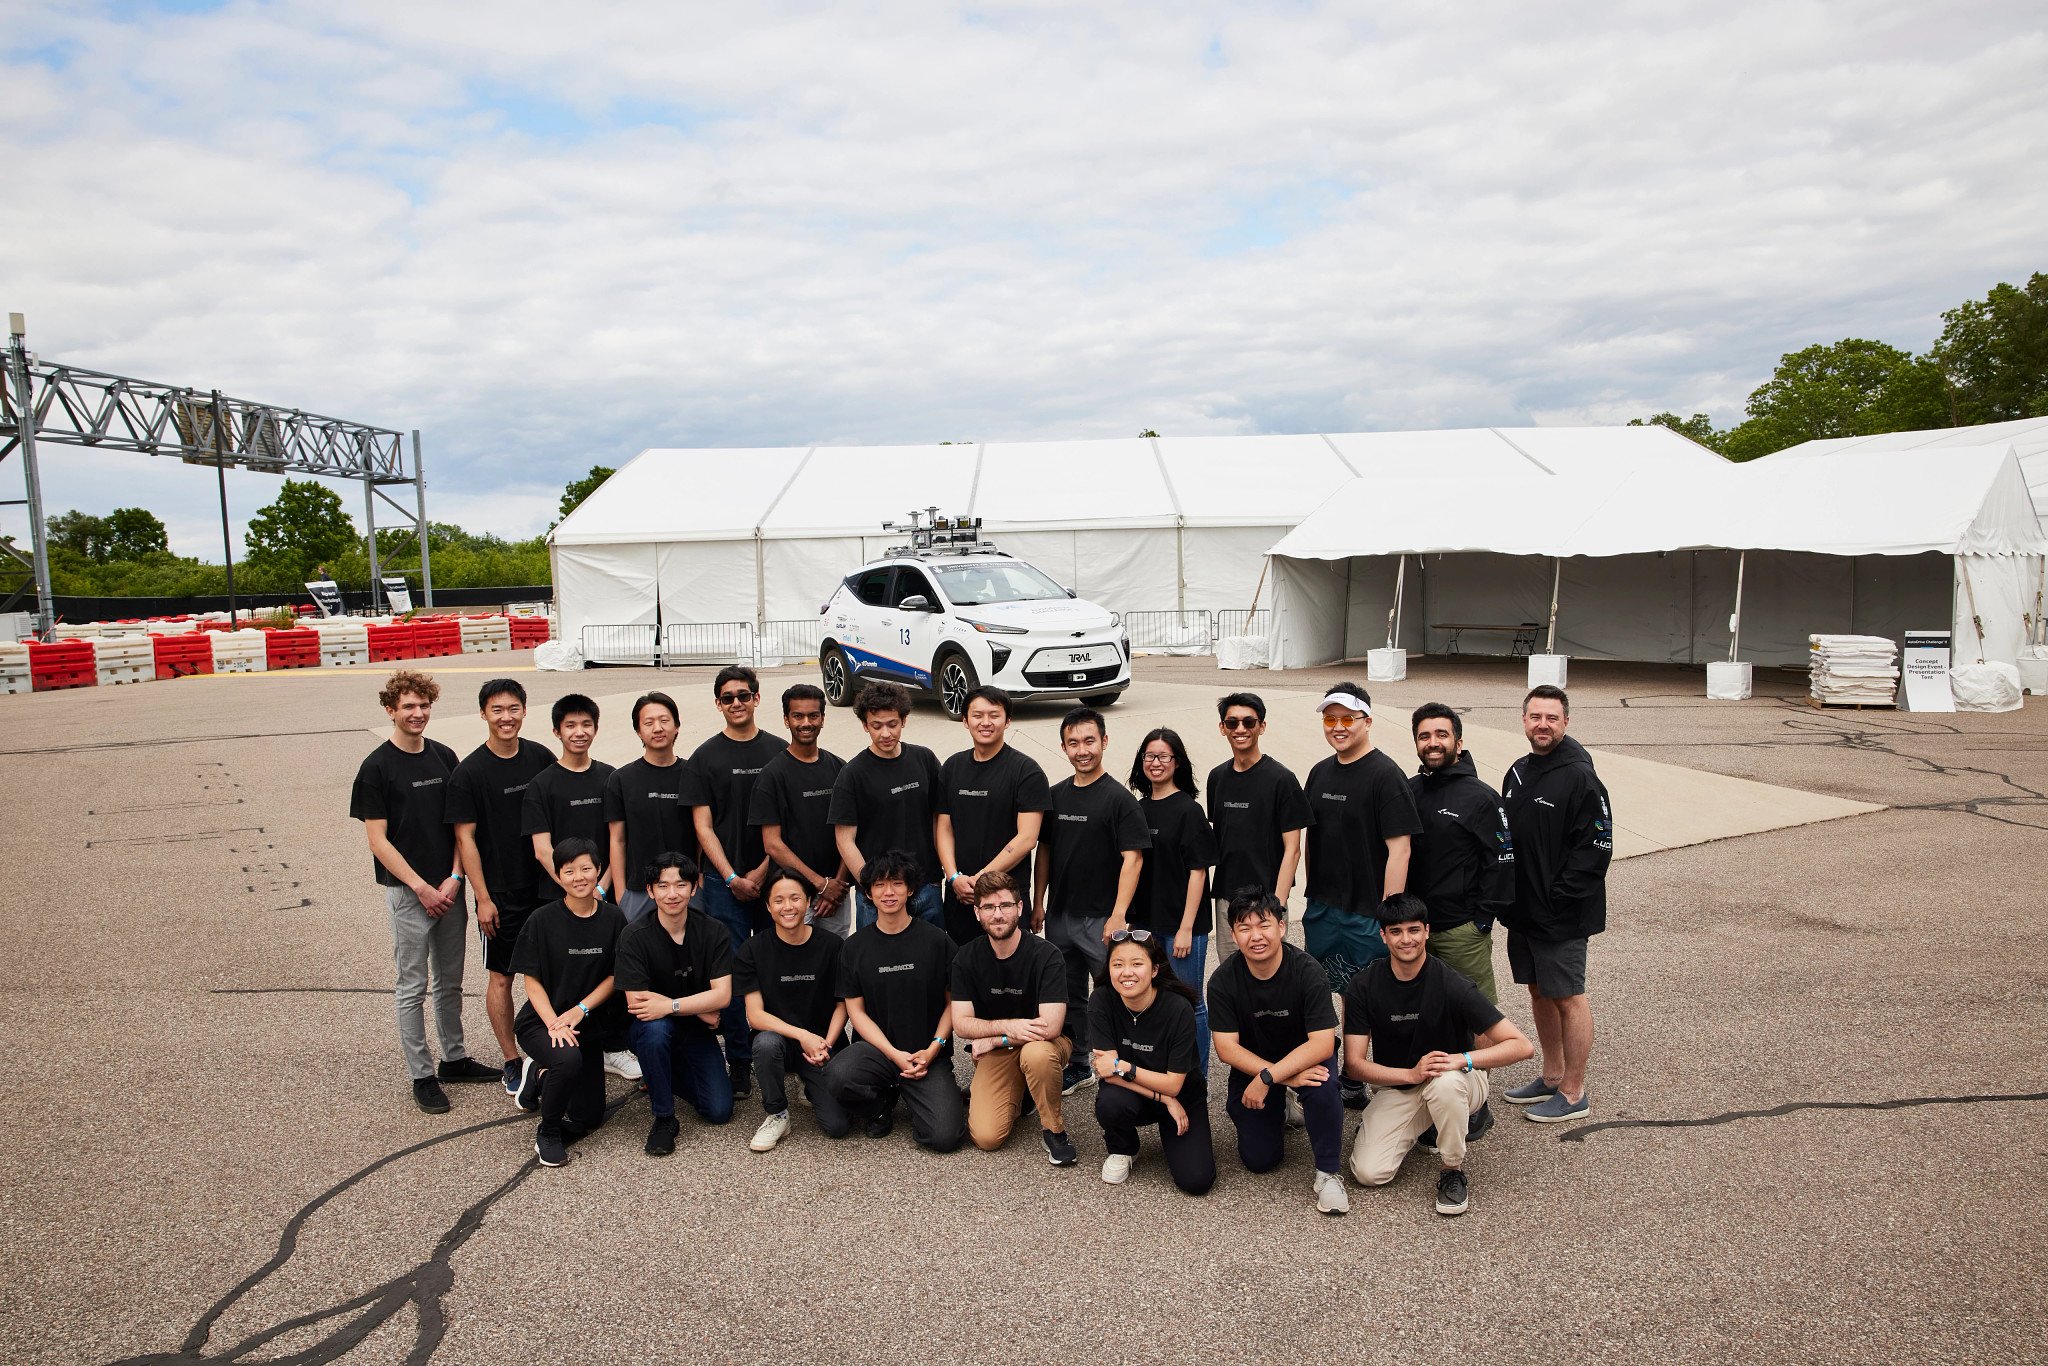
[719,690,755,704]
[1140,752,1175,765]
[1221,717,1261,731]
[1321,711,1367,728]
[978,899,1020,912]
[1108,928,1156,944]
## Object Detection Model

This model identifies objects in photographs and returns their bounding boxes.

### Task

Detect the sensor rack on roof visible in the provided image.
[880,507,1003,558]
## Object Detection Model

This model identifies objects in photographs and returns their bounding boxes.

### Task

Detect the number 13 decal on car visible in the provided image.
[899,628,912,644]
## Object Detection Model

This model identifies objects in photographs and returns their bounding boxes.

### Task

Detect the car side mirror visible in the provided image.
[1064,587,1077,598]
[898,595,935,612]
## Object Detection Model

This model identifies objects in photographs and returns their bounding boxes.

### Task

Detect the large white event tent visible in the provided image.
[548,427,1716,643]
[1266,436,2048,670]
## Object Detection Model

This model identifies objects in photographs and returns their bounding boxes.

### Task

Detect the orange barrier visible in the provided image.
[29,640,98,691]
[152,632,215,680]
[508,616,552,648]
[265,628,321,670]
[367,623,418,662]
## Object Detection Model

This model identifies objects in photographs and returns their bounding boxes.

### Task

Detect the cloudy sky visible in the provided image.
[4,1,2042,557]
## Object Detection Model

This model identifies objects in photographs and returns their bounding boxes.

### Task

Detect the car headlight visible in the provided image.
[961,618,1028,635]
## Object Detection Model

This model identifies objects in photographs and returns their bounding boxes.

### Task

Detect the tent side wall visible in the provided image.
[555,544,658,646]
[1268,555,1349,667]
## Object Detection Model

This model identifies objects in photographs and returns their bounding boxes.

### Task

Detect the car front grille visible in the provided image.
[1022,663,1123,688]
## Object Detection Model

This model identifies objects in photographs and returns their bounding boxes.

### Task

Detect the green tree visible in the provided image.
[47,511,111,561]
[1627,412,1725,453]
[243,478,358,580]
[1720,339,1949,461]
[103,507,170,560]
[1930,272,2048,423]
[559,466,615,520]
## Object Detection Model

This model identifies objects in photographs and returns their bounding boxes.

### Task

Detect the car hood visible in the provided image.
[952,598,1116,633]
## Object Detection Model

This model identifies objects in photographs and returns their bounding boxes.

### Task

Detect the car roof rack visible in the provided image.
[881,508,1007,560]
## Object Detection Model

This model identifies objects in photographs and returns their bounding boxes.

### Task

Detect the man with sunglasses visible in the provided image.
[1302,683,1422,1108]
[750,684,851,934]
[1206,693,1310,948]
[691,665,785,1098]
[949,870,1076,1165]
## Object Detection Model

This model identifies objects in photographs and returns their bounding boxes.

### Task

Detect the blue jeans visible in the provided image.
[1165,932,1211,1067]
[626,1017,734,1124]
[851,882,945,932]
[696,877,758,1065]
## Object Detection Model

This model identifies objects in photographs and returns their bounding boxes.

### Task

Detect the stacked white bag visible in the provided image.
[1808,634,1899,706]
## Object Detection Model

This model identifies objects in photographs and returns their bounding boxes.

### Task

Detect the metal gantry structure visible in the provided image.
[1,312,433,637]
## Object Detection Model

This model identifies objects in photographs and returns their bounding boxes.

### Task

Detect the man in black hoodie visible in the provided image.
[1499,685,1611,1124]
[1409,703,1514,1005]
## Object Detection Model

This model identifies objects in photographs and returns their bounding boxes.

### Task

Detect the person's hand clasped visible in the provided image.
[546,1016,580,1048]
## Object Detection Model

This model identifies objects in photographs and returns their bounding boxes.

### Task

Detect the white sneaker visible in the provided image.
[603,1050,643,1080]
[1285,1088,1305,1128]
[749,1111,791,1152]
[1100,1153,1133,1185]
[1314,1169,1350,1216]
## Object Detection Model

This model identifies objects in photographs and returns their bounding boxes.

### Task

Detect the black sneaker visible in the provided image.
[1435,1167,1470,1216]
[729,1059,753,1099]
[1415,1126,1438,1154]
[645,1115,679,1157]
[437,1057,501,1084]
[513,1059,543,1113]
[1341,1080,1370,1111]
[1061,1061,1096,1096]
[1042,1129,1078,1167]
[1467,1102,1496,1143]
[411,1078,451,1114]
[864,1096,897,1139]
[534,1127,569,1167]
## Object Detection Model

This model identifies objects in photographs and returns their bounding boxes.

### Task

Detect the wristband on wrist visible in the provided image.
[577,1002,590,1017]
[999,1033,1010,1049]
[1464,1051,1474,1073]
[932,1035,947,1046]
[725,871,738,885]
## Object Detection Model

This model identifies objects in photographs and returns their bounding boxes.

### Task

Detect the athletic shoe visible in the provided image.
[644,1115,679,1157]
[1341,1080,1370,1111]
[1525,1090,1591,1124]
[1435,1167,1470,1216]
[534,1128,568,1167]
[559,1121,592,1145]
[436,1057,501,1084]
[750,1112,791,1152]
[1314,1170,1350,1216]
[1100,1153,1132,1185]
[603,1050,643,1080]
[730,1060,753,1099]
[1467,1102,1496,1143]
[1042,1129,1078,1167]
[1285,1088,1305,1129]
[865,1099,897,1140]
[499,1060,522,1097]
[513,1059,542,1113]
[1415,1125,1439,1155]
[1061,1061,1096,1096]
[411,1078,451,1114]
[1503,1077,1558,1106]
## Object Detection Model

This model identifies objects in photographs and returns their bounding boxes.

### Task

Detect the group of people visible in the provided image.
[350,664,1612,1216]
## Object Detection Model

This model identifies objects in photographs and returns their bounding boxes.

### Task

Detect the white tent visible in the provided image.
[1267,441,2048,669]
[549,426,1719,644]
[1764,417,2048,530]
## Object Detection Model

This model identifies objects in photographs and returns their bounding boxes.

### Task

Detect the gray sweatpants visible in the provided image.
[388,884,471,1080]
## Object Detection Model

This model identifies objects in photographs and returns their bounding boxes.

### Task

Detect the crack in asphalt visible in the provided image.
[1562,1090,2048,1142]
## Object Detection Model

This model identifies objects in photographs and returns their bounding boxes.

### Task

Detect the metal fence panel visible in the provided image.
[1123,609,1214,654]
[581,623,659,666]
[1214,609,1270,640]
[661,621,754,667]
[755,619,822,665]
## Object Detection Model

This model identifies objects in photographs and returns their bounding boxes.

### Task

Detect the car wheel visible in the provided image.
[937,651,978,720]
[1084,691,1122,707]
[821,647,855,707]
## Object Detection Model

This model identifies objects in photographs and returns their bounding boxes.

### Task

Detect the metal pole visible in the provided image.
[211,389,236,620]
[753,526,766,632]
[1729,550,1746,662]
[1386,553,1406,650]
[412,430,434,609]
[1545,557,1562,654]
[6,315,56,638]
[364,473,382,616]
[1175,517,1186,614]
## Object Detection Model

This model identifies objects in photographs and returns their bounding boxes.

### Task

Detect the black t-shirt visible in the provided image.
[508,898,627,1034]
[836,916,955,1052]
[1341,955,1504,1074]
[937,745,1051,882]
[1205,756,1311,904]
[690,731,786,878]
[1134,790,1219,935]
[1304,748,1424,916]
[520,760,617,875]
[747,748,846,884]
[445,738,556,909]
[350,738,460,887]
[1086,985,1204,1095]
[827,745,944,886]
[604,756,709,890]
[1043,776,1151,919]
[615,909,735,1042]
[734,928,843,1037]
[1207,943,1338,1068]
[949,933,1066,1024]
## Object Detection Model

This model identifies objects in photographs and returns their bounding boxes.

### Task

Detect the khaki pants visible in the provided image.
[1349,1070,1490,1184]
[967,1038,1073,1150]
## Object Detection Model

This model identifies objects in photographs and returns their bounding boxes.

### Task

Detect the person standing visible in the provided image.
[1301,683,1422,1107]
[750,684,851,934]
[1500,685,1612,1125]
[1034,706,1150,1097]
[737,868,851,1151]
[604,692,708,919]
[1128,728,1217,1065]
[1409,702,1513,1003]
[1089,929,1214,1196]
[522,693,615,894]
[1206,693,1310,925]
[690,666,786,1097]
[935,686,1050,945]
[350,669,497,1114]
[616,852,736,1157]
[950,871,1076,1165]
[829,681,945,931]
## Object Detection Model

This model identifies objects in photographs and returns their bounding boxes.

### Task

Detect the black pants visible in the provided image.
[1096,1083,1216,1195]
[753,1031,852,1138]
[823,1041,965,1152]
[514,1016,607,1137]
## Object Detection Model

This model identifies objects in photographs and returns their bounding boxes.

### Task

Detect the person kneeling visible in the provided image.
[1343,895,1533,1215]
[1090,930,1214,1195]
[951,871,1076,1165]
[510,838,627,1167]
[617,852,737,1157]
[738,868,853,1150]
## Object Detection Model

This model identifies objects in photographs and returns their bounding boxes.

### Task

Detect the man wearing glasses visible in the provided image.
[691,666,786,1098]
[948,871,1077,1165]
[1302,683,1422,1107]
[1206,693,1310,950]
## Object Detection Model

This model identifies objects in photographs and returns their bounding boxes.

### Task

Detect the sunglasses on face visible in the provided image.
[1108,928,1156,944]
[1221,717,1260,731]
[719,690,755,704]
[1322,711,1367,728]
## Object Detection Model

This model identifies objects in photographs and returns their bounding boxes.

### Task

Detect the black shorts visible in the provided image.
[480,901,536,976]
[1507,930,1587,998]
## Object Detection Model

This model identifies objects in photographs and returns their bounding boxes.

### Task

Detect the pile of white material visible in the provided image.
[534,638,584,672]
[1216,635,1270,670]
[1950,662,2024,712]
[1808,634,1898,706]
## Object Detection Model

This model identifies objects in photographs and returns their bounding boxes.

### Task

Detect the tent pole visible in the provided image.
[1175,517,1186,615]
[1545,558,1561,654]
[1386,553,1406,650]
[1729,550,1745,662]
[753,527,766,632]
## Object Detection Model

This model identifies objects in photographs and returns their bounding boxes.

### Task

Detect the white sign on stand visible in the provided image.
[381,577,414,615]
[306,580,344,618]
[1899,630,1954,712]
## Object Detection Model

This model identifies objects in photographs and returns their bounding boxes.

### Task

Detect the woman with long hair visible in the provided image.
[1088,929,1214,1195]
[1128,727,1218,1062]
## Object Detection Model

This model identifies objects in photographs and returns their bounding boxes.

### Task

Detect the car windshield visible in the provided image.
[935,561,1068,605]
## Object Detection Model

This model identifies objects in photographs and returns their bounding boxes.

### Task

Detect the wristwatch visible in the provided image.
[672,997,685,1016]
[1257,1067,1275,1087]
[1115,1060,1135,1080]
